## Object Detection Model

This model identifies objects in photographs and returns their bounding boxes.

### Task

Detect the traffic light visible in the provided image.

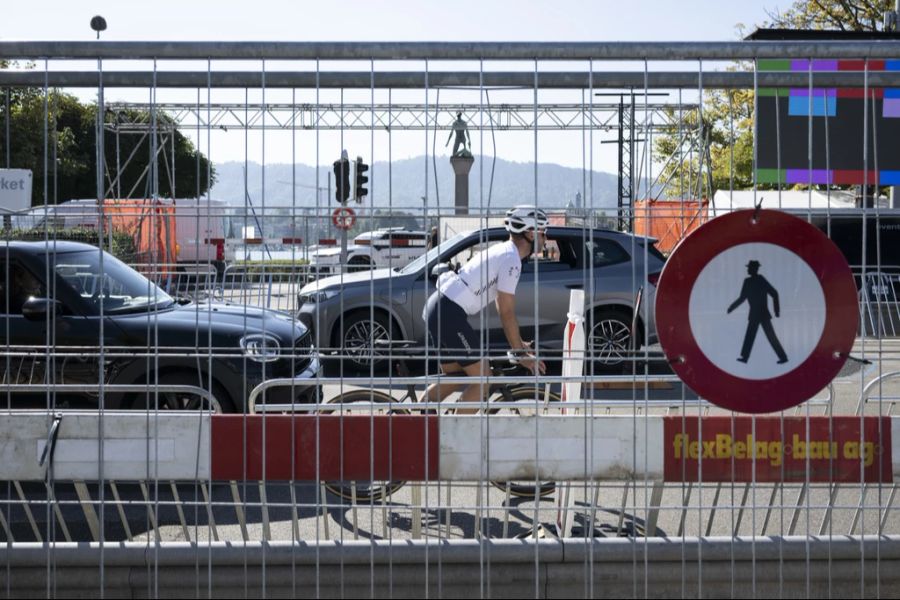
[333,156,350,204]
[354,157,369,202]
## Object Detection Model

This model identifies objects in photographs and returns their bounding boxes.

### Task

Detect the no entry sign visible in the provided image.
[655,209,858,414]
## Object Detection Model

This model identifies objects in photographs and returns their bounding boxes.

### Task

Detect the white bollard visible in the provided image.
[557,289,585,537]
[561,289,586,406]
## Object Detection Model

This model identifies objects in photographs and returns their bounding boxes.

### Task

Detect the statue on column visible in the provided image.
[446,112,472,157]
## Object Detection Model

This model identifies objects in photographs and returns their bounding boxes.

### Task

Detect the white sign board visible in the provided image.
[0,169,32,212]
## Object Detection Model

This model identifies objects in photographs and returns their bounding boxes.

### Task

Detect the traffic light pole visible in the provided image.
[330,152,369,271]
[333,151,351,266]
[339,186,348,264]
[340,221,348,267]
[327,172,332,240]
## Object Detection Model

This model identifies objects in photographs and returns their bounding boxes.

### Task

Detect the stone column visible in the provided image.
[450,155,474,216]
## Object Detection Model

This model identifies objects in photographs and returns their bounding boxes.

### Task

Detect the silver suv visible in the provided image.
[297,226,665,372]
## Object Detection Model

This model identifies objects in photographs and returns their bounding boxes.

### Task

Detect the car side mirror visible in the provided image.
[21,298,62,322]
[430,263,451,279]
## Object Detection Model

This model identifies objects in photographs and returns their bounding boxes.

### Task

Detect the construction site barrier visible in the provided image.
[1,412,895,484]
[1,537,898,598]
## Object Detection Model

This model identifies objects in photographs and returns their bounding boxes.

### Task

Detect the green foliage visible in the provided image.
[764,0,890,31]
[103,107,214,200]
[1,90,94,205]
[228,259,311,283]
[232,258,310,272]
[655,86,758,197]
[0,70,214,206]
[4,227,137,262]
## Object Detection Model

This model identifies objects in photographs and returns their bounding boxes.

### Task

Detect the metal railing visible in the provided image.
[3,38,900,597]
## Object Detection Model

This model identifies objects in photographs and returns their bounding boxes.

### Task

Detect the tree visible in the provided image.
[101,107,214,201]
[765,0,889,31]
[1,89,93,205]
[654,0,893,198]
[0,78,213,206]
[654,86,756,197]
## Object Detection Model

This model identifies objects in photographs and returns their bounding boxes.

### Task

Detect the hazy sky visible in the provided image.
[3,1,790,174]
[5,1,780,42]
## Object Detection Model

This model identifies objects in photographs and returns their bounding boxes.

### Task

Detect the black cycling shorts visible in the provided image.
[424,292,482,367]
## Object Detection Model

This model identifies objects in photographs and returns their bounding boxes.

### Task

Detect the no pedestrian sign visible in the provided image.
[655,209,858,414]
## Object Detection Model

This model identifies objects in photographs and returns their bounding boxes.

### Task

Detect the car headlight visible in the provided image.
[298,289,339,304]
[240,333,281,362]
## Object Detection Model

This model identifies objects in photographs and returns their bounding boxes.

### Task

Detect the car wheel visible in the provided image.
[588,308,637,372]
[126,372,234,413]
[339,310,395,372]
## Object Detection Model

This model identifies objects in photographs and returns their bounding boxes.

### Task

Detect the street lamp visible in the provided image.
[90,16,107,40]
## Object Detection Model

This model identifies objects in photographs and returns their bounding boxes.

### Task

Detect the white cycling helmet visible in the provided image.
[505,205,549,234]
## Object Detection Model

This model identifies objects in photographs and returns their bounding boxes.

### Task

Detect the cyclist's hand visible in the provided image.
[517,342,545,374]
[521,354,547,375]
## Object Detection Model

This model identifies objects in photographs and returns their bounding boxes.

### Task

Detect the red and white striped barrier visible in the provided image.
[218,237,305,246]
[2,413,896,484]
[7,413,210,481]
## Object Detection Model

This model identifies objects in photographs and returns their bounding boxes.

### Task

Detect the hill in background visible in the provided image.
[211,156,619,213]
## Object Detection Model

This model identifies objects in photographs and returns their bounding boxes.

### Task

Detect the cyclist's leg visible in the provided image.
[423,291,480,407]
[444,304,487,413]
[422,361,465,404]
[457,358,490,414]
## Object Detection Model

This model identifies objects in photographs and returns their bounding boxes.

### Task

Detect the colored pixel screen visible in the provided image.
[756,59,900,186]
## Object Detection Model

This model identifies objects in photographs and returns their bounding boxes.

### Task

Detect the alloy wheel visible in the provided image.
[344,320,391,364]
[589,317,631,365]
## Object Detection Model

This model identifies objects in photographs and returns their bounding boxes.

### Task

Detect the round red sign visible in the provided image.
[331,207,356,230]
[655,209,858,414]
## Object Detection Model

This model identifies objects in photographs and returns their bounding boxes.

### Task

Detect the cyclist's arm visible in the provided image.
[496,291,526,351]
[497,293,546,374]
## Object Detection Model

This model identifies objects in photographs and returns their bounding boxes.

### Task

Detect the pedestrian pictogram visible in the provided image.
[726,259,789,365]
[332,207,356,230]
[655,209,858,414]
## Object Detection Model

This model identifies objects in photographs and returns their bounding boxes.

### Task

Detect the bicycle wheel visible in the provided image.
[488,385,561,499]
[320,388,408,502]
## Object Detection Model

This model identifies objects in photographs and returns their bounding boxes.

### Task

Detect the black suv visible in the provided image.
[0,241,320,412]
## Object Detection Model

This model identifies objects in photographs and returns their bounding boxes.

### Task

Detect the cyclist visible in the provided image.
[422,205,548,409]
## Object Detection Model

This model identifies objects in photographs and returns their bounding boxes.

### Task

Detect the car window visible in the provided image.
[583,238,630,268]
[446,238,506,272]
[0,262,46,315]
[522,238,577,272]
[401,230,470,274]
[636,240,667,263]
[527,240,560,263]
[52,250,173,314]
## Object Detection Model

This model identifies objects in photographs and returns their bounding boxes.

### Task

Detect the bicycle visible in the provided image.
[322,342,562,502]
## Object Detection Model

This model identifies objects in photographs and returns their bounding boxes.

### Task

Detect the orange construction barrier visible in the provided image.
[632,199,709,255]
[101,199,177,273]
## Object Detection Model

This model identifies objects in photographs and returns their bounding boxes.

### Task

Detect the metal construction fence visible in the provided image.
[2,40,900,597]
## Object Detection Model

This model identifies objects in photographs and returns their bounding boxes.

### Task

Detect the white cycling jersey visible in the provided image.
[437,239,522,315]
